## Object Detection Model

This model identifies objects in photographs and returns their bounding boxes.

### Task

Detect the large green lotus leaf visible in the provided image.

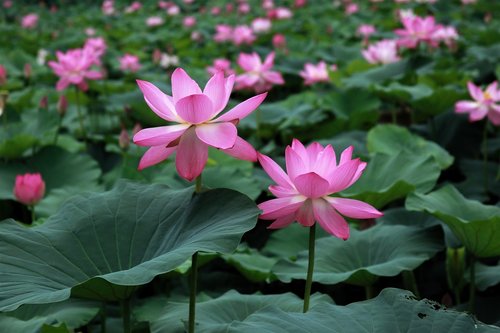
[468,262,500,292]
[0,146,101,201]
[342,60,409,87]
[341,152,441,208]
[367,124,454,169]
[0,299,100,333]
[0,182,260,311]
[206,288,499,333]
[272,224,443,286]
[134,290,332,333]
[221,244,279,282]
[406,185,500,258]
[375,82,433,102]
[456,159,500,201]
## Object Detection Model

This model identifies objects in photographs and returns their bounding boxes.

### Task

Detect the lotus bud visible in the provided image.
[57,95,67,116]
[14,173,46,206]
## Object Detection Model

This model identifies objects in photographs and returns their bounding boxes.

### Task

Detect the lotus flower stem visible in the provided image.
[402,270,420,299]
[29,206,35,223]
[101,303,107,333]
[482,123,489,193]
[365,285,375,299]
[121,298,131,333]
[189,175,202,333]
[303,223,316,313]
[468,255,476,313]
[74,87,87,140]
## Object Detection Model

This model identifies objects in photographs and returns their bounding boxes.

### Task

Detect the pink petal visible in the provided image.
[290,139,308,165]
[175,127,208,181]
[328,159,362,193]
[469,106,488,122]
[136,80,179,122]
[85,71,103,80]
[285,145,307,182]
[313,198,350,240]
[133,124,189,146]
[215,92,268,122]
[138,145,176,170]
[203,72,229,114]
[293,172,330,198]
[262,52,275,70]
[268,213,295,229]
[455,101,479,114]
[487,105,500,125]
[175,94,214,124]
[171,68,202,103]
[467,82,483,102]
[222,136,257,161]
[347,162,367,188]
[326,197,383,219]
[306,142,325,163]
[485,82,498,99]
[295,199,315,227]
[56,78,70,91]
[312,144,336,178]
[269,185,297,197]
[339,146,353,165]
[195,122,237,149]
[262,71,284,84]
[258,196,305,220]
[258,153,294,188]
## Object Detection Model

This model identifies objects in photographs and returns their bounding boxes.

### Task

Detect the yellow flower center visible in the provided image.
[483,91,492,100]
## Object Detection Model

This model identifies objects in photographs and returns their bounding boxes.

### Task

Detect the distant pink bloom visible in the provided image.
[84,37,107,62]
[57,95,68,116]
[235,52,284,93]
[357,24,376,39]
[167,5,180,15]
[48,48,103,91]
[345,3,359,15]
[102,0,115,15]
[462,0,477,4]
[24,63,31,80]
[85,27,96,36]
[211,6,221,15]
[214,24,233,42]
[183,16,196,27]
[267,7,293,20]
[3,0,12,8]
[432,26,458,48]
[133,69,268,180]
[207,58,235,76]
[262,0,274,9]
[252,17,272,34]
[14,173,46,206]
[294,0,307,8]
[119,54,141,72]
[119,128,130,150]
[395,15,440,49]
[158,1,169,9]
[362,39,400,65]
[125,1,142,13]
[455,81,500,125]
[232,25,256,45]
[272,33,286,49]
[300,61,331,85]
[238,2,250,14]
[191,31,202,42]
[0,65,6,85]
[146,16,164,27]
[258,140,383,239]
[21,13,38,29]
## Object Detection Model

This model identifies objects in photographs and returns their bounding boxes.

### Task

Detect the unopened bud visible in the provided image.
[132,123,142,135]
[57,95,67,116]
[152,49,162,64]
[119,128,130,150]
[24,63,32,80]
[0,91,8,117]
[0,65,7,86]
[39,96,48,109]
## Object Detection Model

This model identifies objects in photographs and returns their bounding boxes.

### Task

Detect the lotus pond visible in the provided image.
[1,0,500,332]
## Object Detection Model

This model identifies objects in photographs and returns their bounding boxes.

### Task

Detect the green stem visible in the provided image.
[195,174,202,194]
[391,109,397,124]
[365,285,375,300]
[30,206,35,223]
[101,303,106,333]
[74,87,87,140]
[188,252,198,333]
[303,224,316,313]
[469,255,476,313]
[402,270,420,299]
[53,116,62,145]
[121,299,131,333]
[482,122,489,193]
[454,287,461,305]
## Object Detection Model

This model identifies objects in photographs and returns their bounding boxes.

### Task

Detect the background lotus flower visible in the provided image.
[133,68,268,180]
[14,173,46,206]
[455,81,500,125]
[48,48,103,91]
[21,13,38,29]
[235,52,284,93]
[362,39,401,65]
[299,61,331,85]
[0,65,6,85]
[258,140,383,240]
[232,25,256,45]
[207,58,235,76]
[395,15,441,49]
[119,54,141,72]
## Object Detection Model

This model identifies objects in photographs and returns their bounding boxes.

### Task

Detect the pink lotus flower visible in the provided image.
[258,140,382,239]
[272,33,286,49]
[299,61,331,85]
[183,16,196,28]
[432,26,458,48]
[267,7,293,20]
[238,2,250,14]
[84,37,107,63]
[455,81,500,125]
[214,24,233,43]
[345,3,359,15]
[102,0,115,15]
[48,48,103,91]
[252,18,272,34]
[133,68,267,180]
[167,5,180,16]
[14,173,46,206]
[125,1,142,13]
[395,15,440,49]
[362,39,401,65]
[0,65,6,85]
[232,25,256,45]
[235,52,284,93]
[207,58,235,77]
[3,0,12,8]
[119,54,141,72]
[21,13,38,29]
[146,16,164,27]
[357,24,376,40]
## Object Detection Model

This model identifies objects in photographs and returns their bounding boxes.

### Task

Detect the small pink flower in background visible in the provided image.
[267,7,293,20]
[272,33,287,49]
[432,26,459,49]
[211,6,221,15]
[207,58,235,76]
[133,68,268,180]
[252,17,272,34]
[455,81,500,125]
[167,5,180,16]
[119,128,130,150]
[119,54,141,72]
[57,95,68,116]
[3,0,12,8]
[262,0,274,9]
[232,25,256,45]
[0,65,7,85]
[85,27,96,36]
[84,37,107,63]
[357,24,376,40]
[395,15,440,49]
[461,0,477,4]
[258,140,383,240]
[158,1,169,9]
[300,61,331,86]
[191,31,202,42]
[214,24,233,43]
[294,0,307,8]
[125,1,142,13]
[238,2,251,14]
[235,52,284,93]
[102,0,115,15]
[362,39,400,65]
[183,16,196,28]
[21,13,38,29]
[48,48,103,91]
[345,3,359,15]
[14,173,46,206]
[24,63,31,80]
[146,16,164,27]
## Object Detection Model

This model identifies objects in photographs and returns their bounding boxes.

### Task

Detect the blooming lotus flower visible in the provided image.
[21,13,38,29]
[362,39,401,65]
[214,24,233,43]
[252,18,272,34]
[232,25,256,45]
[357,24,376,40]
[235,52,284,93]
[133,68,267,180]
[125,1,142,13]
[395,15,440,49]
[119,54,141,72]
[48,48,103,91]
[14,173,46,206]
[344,3,359,15]
[299,61,331,85]
[455,81,500,125]
[258,140,383,239]
[207,58,235,77]
[432,26,459,48]
[272,33,286,49]
[84,37,107,64]
[267,7,293,20]
[183,16,196,28]
[146,16,164,27]
[102,0,115,15]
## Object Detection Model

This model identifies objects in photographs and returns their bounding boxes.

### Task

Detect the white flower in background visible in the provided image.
[37,49,49,65]
[159,53,179,68]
